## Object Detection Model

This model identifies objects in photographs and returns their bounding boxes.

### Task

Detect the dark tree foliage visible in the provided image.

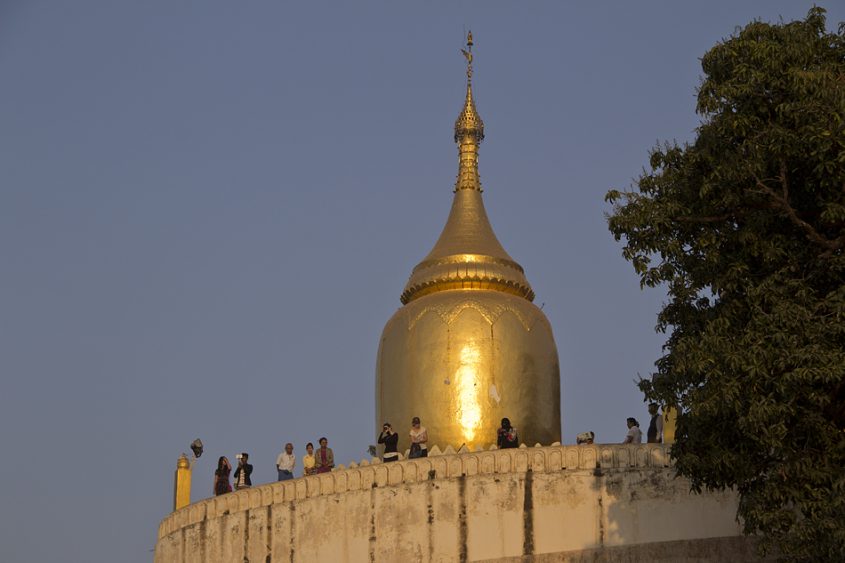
[606,8,845,562]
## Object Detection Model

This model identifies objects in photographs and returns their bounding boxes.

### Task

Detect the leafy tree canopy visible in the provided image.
[606,8,845,561]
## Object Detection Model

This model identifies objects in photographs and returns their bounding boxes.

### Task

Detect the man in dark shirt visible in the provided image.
[646,403,664,443]
[233,452,253,490]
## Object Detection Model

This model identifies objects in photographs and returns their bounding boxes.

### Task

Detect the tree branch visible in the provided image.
[753,175,843,253]
[672,214,735,223]
[779,160,789,201]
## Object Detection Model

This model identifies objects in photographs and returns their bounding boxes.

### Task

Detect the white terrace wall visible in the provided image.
[155,444,760,563]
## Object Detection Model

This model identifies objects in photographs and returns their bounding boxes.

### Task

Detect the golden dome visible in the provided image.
[376,33,561,451]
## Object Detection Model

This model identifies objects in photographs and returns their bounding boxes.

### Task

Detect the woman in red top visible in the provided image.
[314,437,334,473]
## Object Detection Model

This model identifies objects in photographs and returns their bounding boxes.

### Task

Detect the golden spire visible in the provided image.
[400,32,534,305]
[454,31,484,192]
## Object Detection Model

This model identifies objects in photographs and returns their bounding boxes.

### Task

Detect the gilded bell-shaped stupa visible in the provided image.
[376,34,561,450]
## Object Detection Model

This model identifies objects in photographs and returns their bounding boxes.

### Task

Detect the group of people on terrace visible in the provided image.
[576,403,666,445]
[213,452,252,495]
[208,417,519,496]
[377,416,520,463]
[621,403,665,445]
[209,406,663,496]
[275,437,335,481]
[212,437,335,495]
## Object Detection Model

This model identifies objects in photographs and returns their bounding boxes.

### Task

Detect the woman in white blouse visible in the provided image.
[408,416,428,458]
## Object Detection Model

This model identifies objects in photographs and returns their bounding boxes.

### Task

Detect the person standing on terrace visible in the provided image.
[233,453,253,489]
[314,437,334,473]
[378,422,399,462]
[646,403,664,444]
[214,456,232,496]
[409,417,428,458]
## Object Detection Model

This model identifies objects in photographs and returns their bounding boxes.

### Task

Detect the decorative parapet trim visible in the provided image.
[404,297,538,332]
[157,444,672,540]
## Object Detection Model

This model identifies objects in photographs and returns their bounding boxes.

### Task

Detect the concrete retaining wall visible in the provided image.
[155,444,754,562]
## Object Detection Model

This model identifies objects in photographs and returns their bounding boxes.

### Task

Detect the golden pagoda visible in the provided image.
[376,33,561,450]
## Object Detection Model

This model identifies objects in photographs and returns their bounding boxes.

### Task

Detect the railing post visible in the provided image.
[173,454,192,511]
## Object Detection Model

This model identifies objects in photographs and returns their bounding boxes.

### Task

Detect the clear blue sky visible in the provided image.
[2,2,842,562]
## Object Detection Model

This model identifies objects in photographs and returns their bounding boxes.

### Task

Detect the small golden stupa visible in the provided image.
[376,33,561,450]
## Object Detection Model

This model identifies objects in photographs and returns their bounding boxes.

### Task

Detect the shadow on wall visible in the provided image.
[594,447,771,562]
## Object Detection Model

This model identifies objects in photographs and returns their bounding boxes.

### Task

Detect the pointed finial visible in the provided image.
[454,30,484,145]
[461,31,474,81]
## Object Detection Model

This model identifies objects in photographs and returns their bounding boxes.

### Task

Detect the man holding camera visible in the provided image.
[377,422,399,463]
[233,452,253,490]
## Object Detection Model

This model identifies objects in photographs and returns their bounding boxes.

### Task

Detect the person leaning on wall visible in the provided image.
[623,418,642,444]
[276,442,295,481]
[302,442,316,476]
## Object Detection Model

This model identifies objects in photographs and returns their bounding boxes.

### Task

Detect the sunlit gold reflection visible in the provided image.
[455,343,482,442]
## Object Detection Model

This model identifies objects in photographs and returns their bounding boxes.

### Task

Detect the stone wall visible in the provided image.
[155,444,755,562]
